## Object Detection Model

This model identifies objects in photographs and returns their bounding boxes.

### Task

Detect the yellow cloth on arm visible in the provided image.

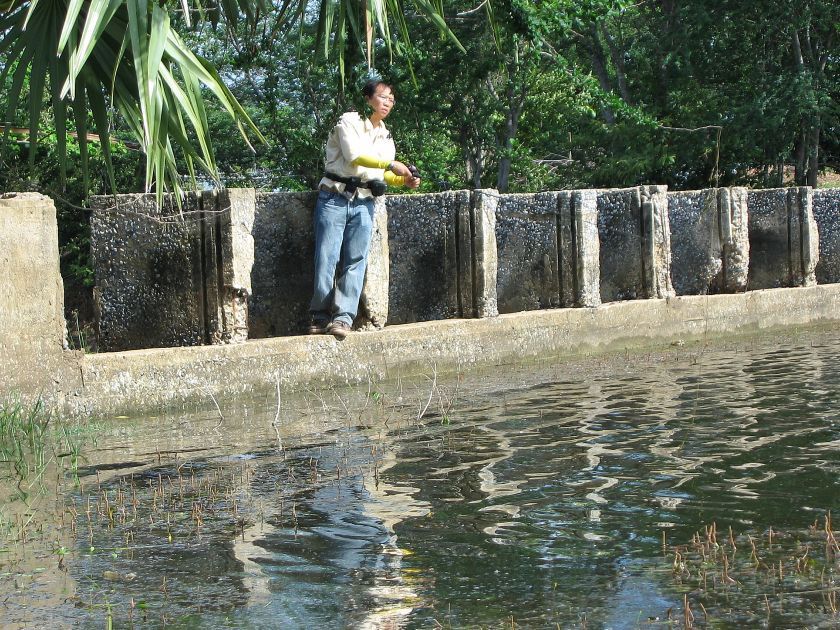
[384,171,406,186]
[351,155,391,169]
[351,155,407,186]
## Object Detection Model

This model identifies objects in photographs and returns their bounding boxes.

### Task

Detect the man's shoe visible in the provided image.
[330,320,351,339]
[308,319,330,334]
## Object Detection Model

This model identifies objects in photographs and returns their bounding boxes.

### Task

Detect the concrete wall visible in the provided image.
[68,284,840,417]
[248,192,316,338]
[0,193,77,401]
[91,190,254,351]
[496,190,599,313]
[385,191,467,323]
[668,187,749,294]
[3,186,839,414]
[747,187,818,289]
[246,190,487,335]
[813,188,840,284]
[385,189,499,323]
[85,184,837,352]
[597,185,674,302]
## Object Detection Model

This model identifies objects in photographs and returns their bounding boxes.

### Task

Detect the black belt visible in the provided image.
[324,172,387,197]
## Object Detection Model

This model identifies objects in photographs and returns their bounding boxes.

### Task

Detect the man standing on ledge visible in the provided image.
[309,79,420,339]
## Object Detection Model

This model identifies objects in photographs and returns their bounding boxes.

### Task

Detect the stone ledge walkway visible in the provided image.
[67,284,840,417]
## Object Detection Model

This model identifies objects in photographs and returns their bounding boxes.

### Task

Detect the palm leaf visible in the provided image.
[71,82,90,192]
[0,0,467,202]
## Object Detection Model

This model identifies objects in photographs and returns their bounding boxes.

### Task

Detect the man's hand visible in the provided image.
[389,160,421,188]
[388,160,413,177]
[405,164,421,188]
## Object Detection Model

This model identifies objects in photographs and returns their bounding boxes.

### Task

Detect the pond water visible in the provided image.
[1,327,839,628]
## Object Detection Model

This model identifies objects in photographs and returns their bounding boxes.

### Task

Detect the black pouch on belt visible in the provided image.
[324,172,387,197]
[367,180,387,197]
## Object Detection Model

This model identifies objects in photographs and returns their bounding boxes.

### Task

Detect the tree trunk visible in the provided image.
[775,161,785,187]
[460,124,483,189]
[496,85,525,193]
[586,23,615,124]
[806,120,820,188]
[601,23,632,104]
[791,31,808,186]
[651,0,678,112]
[794,125,807,185]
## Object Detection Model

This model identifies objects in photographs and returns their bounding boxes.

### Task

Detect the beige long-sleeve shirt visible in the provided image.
[319,112,397,199]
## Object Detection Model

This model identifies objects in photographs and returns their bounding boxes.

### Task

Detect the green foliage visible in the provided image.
[0,0,458,203]
[2,0,837,250]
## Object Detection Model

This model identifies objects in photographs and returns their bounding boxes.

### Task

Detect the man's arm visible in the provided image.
[351,155,413,178]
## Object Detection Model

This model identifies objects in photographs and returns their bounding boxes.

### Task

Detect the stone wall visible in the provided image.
[813,188,840,284]
[668,187,749,294]
[208,189,496,336]
[495,189,599,313]
[248,192,317,338]
[85,184,837,352]
[247,191,474,336]
[747,188,818,289]
[385,191,467,323]
[597,185,674,302]
[91,189,254,351]
[69,284,840,417]
[5,186,839,412]
[0,193,77,401]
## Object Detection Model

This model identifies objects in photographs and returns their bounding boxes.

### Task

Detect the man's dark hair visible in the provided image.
[362,80,393,99]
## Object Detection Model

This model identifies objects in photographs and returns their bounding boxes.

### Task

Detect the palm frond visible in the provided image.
[0,0,466,202]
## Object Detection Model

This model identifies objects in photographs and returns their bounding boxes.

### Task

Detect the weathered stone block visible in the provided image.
[472,189,499,317]
[668,187,749,295]
[496,192,560,313]
[495,190,600,312]
[642,185,674,299]
[91,191,256,351]
[572,189,601,307]
[747,188,819,289]
[386,191,470,324]
[0,193,72,398]
[597,185,673,302]
[203,189,255,343]
[717,187,750,292]
[813,188,840,284]
[249,192,316,338]
[669,190,717,295]
[218,188,255,342]
[358,197,390,329]
[91,194,205,351]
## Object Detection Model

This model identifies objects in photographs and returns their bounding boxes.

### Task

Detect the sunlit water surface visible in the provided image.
[2,328,839,628]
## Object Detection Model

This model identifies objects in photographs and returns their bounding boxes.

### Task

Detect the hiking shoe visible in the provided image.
[329,320,351,339]
[308,319,330,335]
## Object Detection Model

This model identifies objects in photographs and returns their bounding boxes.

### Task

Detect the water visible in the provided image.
[1,328,839,628]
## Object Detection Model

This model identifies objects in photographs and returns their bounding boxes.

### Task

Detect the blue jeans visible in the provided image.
[309,190,375,327]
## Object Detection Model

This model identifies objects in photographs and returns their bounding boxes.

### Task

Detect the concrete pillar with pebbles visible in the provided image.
[597,185,674,303]
[813,188,840,285]
[358,196,390,329]
[668,186,749,295]
[91,190,256,351]
[469,189,499,318]
[747,187,819,289]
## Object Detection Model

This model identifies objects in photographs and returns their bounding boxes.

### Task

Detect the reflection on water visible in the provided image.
[2,329,839,627]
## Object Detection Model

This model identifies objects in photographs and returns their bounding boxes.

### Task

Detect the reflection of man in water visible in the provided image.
[308,79,420,340]
[229,440,428,626]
